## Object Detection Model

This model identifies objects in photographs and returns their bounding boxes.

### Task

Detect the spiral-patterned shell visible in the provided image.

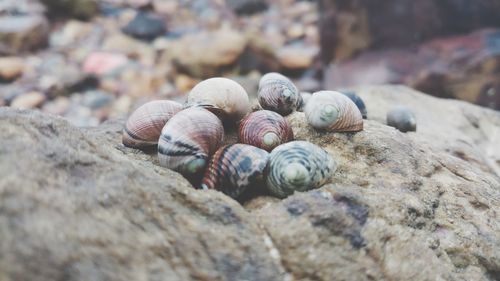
[122,100,182,149]
[387,106,416,133]
[258,72,300,116]
[238,110,294,152]
[305,91,363,132]
[187,77,250,122]
[340,91,367,119]
[158,107,224,177]
[265,141,337,198]
[201,144,269,199]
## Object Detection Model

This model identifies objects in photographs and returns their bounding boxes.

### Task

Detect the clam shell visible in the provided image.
[340,91,367,119]
[296,92,312,112]
[258,72,300,115]
[387,106,416,132]
[305,91,363,132]
[123,100,182,148]
[187,77,250,122]
[201,144,269,199]
[265,141,337,198]
[158,107,224,177]
[238,110,293,151]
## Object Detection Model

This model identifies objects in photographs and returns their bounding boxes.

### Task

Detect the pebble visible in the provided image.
[0,57,25,81]
[10,92,45,109]
[83,52,129,76]
[387,106,417,133]
[0,15,49,55]
[122,12,166,41]
[276,45,319,69]
[227,0,268,15]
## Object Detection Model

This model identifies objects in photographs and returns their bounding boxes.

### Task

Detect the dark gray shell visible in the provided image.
[340,91,367,119]
[258,72,300,116]
[201,144,269,199]
[387,106,416,132]
[265,141,337,198]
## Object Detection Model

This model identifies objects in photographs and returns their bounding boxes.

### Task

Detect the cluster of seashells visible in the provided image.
[123,73,369,199]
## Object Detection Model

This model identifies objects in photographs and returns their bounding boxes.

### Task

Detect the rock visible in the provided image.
[1,86,500,280]
[122,12,166,41]
[226,0,268,15]
[0,57,25,82]
[10,91,46,109]
[169,29,247,78]
[82,52,129,76]
[0,15,49,55]
[40,0,98,20]
[276,45,318,70]
[49,20,93,48]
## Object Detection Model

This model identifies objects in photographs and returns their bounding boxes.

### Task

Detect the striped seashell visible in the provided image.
[305,91,363,132]
[258,72,300,116]
[340,90,367,119]
[158,107,224,178]
[265,141,337,198]
[387,106,416,132]
[201,144,269,199]
[187,77,250,122]
[122,100,182,149]
[238,110,293,152]
[296,92,312,112]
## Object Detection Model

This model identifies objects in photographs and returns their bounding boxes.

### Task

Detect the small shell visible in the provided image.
[201,144,269,198]
[387,106,416,132]
[187,77,250,122]
[158,107,224,177]
[296,92,312,112]
[340,91,367,119]
[305,91,363,132]
[123,100,182,148]
[258,72,300,115]
[238,110,294,152]
[265,141,337,198]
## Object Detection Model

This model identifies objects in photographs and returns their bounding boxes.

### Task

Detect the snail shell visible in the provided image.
[123,100,182,149]
[201,144,269,199]
[265,141,337,198]
[387,106,416,132]
[158,107,224,177]
[296,92,312,112]
[258,72,300,116]
[187,77,250,122]
[340,91,367,119]
[238,110,294,152]
[304,91,363,132]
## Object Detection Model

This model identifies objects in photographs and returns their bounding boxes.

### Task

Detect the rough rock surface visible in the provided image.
[1,86,500,281]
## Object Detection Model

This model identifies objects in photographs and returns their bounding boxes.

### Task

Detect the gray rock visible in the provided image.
[0,15,49,55]
[122,12,166,41]
[40,0,98,20]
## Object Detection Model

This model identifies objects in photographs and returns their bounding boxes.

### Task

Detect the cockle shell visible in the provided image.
[122,100,182,148]
[265,141,337,198]
[297,92,312,112]
[201,144,269,199]
[258,72,300,116]
[187,77,250,122]
[238,110,294,152]
[158,107,224,177]
[387,106,416,132]
[340,91,367,119]
[304,91,363,132]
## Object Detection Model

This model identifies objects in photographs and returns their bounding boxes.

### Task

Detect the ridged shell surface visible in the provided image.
[340,91,367,119]
[187,77,250,122]
[387,106,416,133]
[265,141,337,198]
[305,91,363,132]
[258,72,300,115]
[201,144,269,199]
[123,100,182,148]
[238,110,294,151]
[158,107,224,177]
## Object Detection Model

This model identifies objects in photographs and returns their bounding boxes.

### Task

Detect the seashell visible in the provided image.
[265,141,337,198]
[187,77,250,122]
[296,92,312,112]
[258,72,300,115]
[123,100,182,148]
[201,144,269,198]
[340,90,367,119]
[304,91,363,132]
[238,110,294,152]
[158,107,224,177]
[387,106,416,132]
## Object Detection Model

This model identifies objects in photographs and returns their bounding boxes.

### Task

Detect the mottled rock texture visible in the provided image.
[1,86,499,281]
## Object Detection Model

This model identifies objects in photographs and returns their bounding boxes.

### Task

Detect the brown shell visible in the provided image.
[201,144,269,199]
[304,91,363,132]
[238,110,294,152]
[187,77,250,122]
[158,107,224,178]
[122,100,182,148]
[258,72,300,116]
